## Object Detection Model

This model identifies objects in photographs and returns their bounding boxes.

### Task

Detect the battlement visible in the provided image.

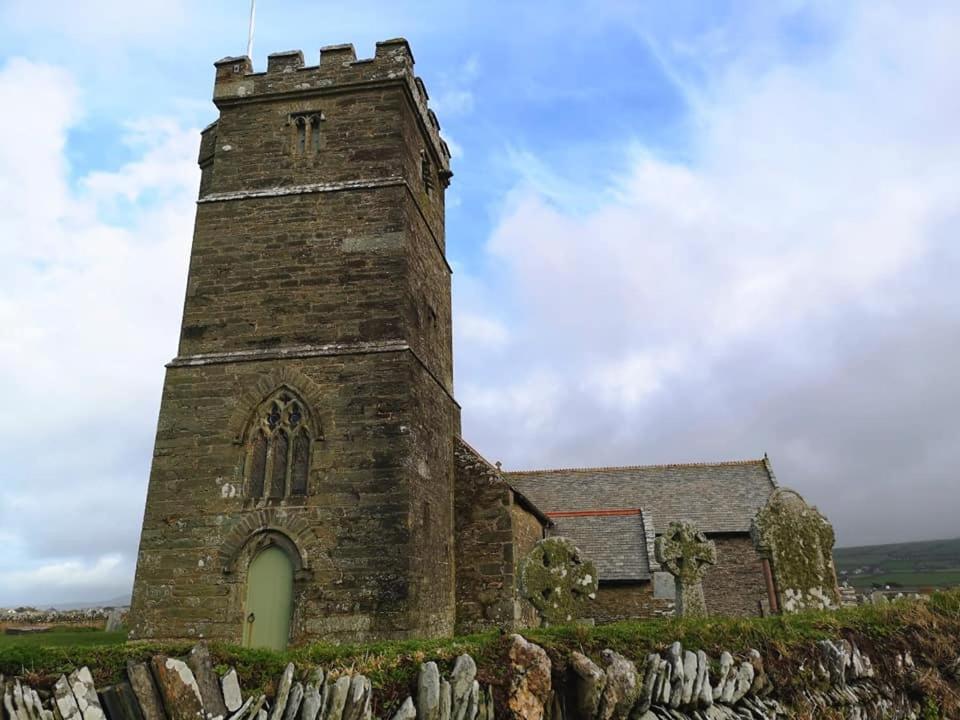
[213,38,449,166]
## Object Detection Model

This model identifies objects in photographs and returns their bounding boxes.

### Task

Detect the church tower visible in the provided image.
[128,40,458,646]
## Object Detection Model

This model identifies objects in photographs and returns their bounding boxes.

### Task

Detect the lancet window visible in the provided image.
[290,112,324,155]
[245,389,313,499]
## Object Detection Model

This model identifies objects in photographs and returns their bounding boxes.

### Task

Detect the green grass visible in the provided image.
[835,537,960,589]
[845,570,960,590]
[0,627,127,649]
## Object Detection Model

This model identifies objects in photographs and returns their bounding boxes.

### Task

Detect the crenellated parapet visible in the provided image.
[212,39,451,172]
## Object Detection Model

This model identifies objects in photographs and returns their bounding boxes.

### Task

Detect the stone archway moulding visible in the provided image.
[220,508,323,580]
[227,366,327,444]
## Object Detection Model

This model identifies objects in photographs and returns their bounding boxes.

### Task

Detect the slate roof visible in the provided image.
[547,511,651,581]
[507,459,778,581]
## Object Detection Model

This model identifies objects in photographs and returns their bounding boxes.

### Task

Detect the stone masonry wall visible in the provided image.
[453,438,514,634]
[129,354,456,644]
[404,355,459,637]
[583,536,764,624]
[701,535,769,617]
[591,583,674,623]
[453,438,545,634]
[510,501,544,628]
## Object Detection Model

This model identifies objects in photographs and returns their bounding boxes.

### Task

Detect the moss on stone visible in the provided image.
[752,489,840,612]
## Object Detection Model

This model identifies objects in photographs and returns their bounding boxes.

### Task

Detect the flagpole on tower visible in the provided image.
[246,0,257,60]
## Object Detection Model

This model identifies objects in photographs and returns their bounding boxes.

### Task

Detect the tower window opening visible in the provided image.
[290,112,324,155]
[295,117,307,154]
[421,150,434,195]
[310,115,322,153]
[244,390,314,499]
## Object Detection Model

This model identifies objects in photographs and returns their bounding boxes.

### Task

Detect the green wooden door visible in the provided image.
[242,546,293,650]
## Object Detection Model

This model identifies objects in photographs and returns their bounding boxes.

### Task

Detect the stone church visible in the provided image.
[128,39,839,650]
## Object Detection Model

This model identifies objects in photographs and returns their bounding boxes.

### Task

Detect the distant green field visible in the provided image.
[835,537,960,589]
[0,627,126,648]
[845,571,960,590]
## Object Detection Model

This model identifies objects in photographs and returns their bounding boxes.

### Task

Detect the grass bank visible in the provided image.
[2,591,958,716]
[0,626,127,649]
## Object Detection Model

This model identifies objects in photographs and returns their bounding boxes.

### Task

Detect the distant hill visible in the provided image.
[834,537,960,590]
[43,594,131,611]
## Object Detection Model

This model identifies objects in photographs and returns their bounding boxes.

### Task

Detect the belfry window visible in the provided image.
[290,112,324,155]
[244,389,313,499]
[421,150,434,195]
[295,117,307,153]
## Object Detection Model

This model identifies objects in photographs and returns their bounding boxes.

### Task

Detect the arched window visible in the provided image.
[243,388,313,499]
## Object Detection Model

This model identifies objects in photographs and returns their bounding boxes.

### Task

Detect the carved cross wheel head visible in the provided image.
[655,520,717,585]
[519,537,599,626]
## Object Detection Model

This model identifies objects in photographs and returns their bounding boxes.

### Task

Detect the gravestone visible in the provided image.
[518,537,598,626]
[751,488,840,613]
[104,609,124,632]
[654,520,717,617]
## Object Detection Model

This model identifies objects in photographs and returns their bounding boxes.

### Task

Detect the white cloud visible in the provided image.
[431,56,480,118]
[83,118,199,204]
[1,555,133,606]
[456,313,510,350]
[0,57,198,604]
[586,347,687,410]
[432,89,475,117]
[459,1,960,544]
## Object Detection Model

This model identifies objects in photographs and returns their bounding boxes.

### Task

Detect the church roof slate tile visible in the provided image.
[507,459,777,537]
[547,511,652,581]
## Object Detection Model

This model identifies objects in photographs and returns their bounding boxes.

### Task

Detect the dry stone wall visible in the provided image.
[3,632,953,720]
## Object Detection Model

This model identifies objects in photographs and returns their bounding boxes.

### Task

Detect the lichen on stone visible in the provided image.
[751,489,840,613]
[518,537,598,626]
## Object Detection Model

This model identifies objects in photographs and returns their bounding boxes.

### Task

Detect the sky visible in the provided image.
[0,0,958,606]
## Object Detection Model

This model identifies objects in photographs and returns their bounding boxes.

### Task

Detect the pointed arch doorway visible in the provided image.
[242,546,294,650]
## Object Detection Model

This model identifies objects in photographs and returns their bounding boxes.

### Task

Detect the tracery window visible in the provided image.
[245,389,313,499]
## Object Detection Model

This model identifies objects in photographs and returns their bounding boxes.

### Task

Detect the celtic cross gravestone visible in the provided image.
[519,537,599,626]
[655,520,717,617]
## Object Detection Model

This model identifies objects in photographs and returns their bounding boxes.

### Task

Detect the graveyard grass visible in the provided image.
[0,626,128,649]
[1,591,958,715]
